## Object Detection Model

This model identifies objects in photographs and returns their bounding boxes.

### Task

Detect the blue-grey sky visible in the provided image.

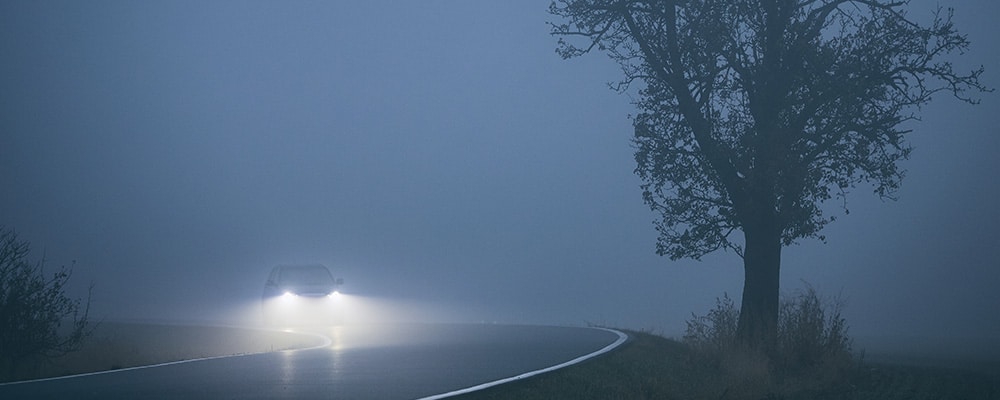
[2,1,997,351]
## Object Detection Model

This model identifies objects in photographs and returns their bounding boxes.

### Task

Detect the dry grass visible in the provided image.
[679,287,860,398]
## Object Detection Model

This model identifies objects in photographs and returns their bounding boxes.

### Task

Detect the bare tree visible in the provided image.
[550,0,987,350]
[0,227,93,379]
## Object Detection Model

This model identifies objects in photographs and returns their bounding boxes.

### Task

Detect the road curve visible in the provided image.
[1,324,625,399]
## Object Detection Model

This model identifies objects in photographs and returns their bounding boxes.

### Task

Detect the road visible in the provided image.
[1,324,625,399]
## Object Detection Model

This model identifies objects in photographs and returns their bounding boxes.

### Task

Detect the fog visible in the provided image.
[2,1,997,358]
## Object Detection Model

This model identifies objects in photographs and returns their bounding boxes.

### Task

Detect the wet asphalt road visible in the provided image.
[0,324,623,399]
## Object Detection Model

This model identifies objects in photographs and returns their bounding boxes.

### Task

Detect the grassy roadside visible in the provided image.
[455,330,716,400]
[455,330,1000,400]
[2,322,325,383]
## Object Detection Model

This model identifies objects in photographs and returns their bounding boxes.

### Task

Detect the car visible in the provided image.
[261,264,344,326]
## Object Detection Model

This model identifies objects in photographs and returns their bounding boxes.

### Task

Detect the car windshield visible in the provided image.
[279,265,334,285]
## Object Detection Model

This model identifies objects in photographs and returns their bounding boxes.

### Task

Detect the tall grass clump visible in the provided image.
[683,293,740,357]
[777,286,853,376]
[683,285,857,398]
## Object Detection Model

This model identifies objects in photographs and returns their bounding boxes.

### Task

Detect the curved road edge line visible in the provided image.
[0,329,332,387]
[415,327,629,400]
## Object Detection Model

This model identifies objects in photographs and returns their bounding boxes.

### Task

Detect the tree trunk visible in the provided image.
[737,219,782,353]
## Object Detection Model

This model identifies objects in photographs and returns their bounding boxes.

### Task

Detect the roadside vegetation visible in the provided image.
[550,0,989,353]
[458,289,998,400]
[0,227,94,382]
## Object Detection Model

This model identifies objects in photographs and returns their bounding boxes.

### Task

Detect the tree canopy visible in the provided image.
[550,0,987,348]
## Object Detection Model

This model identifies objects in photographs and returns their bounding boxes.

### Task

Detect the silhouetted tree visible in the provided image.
[0,227,93,379]
[550,0,987,350]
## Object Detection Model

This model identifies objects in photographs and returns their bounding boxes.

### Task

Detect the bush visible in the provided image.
[777,286,853,373]
[683,285,857,398]
[683,293,739,356]
[0,227,93,380]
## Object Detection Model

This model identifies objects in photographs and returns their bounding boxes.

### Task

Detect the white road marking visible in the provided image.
[0,329,332,386]
[415,327,629,400]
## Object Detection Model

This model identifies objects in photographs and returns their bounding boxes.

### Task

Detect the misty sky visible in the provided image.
[2,1,998,350]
